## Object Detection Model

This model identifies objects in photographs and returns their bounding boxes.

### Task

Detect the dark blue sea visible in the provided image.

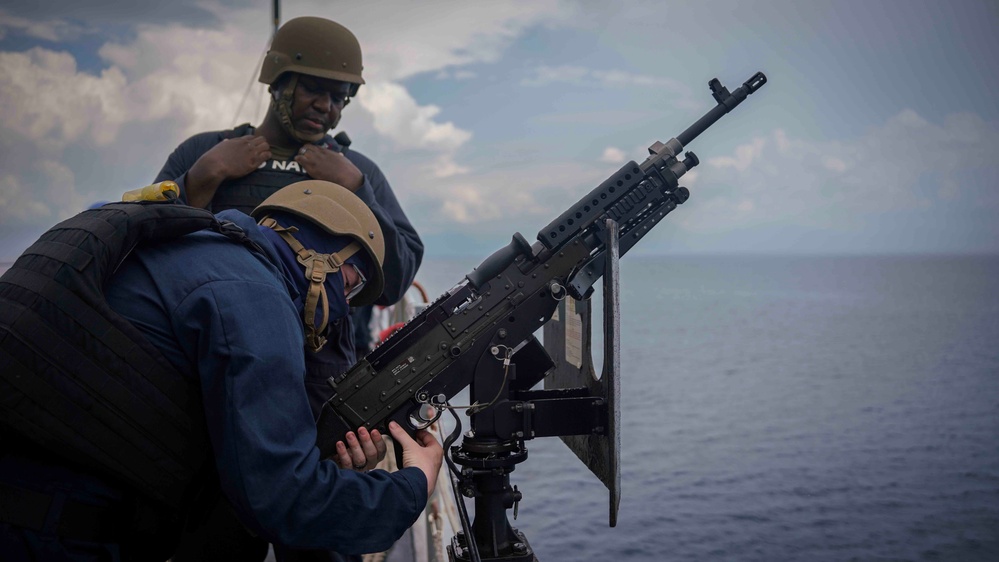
[416,254,999,562]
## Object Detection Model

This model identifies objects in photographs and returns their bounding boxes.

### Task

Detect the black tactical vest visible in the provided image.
[0,201,261,510]
[210,125,341,214]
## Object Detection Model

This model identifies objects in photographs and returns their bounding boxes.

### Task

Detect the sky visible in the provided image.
[1,0,997,262]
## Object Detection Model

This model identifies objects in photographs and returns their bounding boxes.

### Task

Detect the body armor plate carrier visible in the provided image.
[210,124,343,214]
[0,201,261,510]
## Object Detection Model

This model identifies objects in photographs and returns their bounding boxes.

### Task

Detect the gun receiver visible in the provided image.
[315,71,767,457]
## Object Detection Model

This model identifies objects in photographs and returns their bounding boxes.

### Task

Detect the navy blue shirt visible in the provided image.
[104,211,426,553]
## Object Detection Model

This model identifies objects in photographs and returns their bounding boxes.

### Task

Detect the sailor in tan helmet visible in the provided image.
[153,15,423,411]
[157,18,425,562]
[0,179,441,561]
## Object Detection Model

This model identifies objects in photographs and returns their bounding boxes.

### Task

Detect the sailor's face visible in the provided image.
[342,263,366,303]
[291,75,351,136]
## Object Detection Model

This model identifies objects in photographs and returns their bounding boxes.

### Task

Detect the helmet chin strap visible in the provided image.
[259,216,360,352]
[273,74,328,145]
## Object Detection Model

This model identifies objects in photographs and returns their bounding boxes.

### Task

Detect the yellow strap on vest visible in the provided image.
[259,216,361,352]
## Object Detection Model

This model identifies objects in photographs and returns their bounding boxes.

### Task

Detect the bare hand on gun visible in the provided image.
[388,421,444,497]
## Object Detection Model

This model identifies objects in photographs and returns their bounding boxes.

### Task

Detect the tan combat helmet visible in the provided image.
[259,16,365,93]
[252,180,384,351]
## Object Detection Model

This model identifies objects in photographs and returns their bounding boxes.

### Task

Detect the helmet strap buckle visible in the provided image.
[257,216,369,351]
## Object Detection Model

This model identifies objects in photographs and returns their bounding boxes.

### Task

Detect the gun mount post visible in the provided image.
[448,338,536,562]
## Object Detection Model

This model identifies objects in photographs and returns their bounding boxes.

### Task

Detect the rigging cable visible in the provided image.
[230,45,269,128]
[231,0,279,128]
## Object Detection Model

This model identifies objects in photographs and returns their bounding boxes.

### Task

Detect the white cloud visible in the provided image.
[707,137,766,173]
[523,65,590,86]
[339,1,571,82]
[524,65,690,91]
[429,155,471,179]
[2,1,997,259]
[0,48,129,147]
[601,147,626,164]
[0,14,277,152]
[390,107,997,245]
[0,13,277,234]
[521,65,699,109]
[0,2,556,156]
[438,179,543,226]
[435,69,478,81]
[0,10,88,42]
[822,156,848,173]
[409,159,607,233]
[2,2,571,241]
[683,169,700,188]
[95,18,274,136]
[0,174,47,221]
[0,158,88,225]
[677,109,999,234]
[441,187,501,224]
[358,81,472,152]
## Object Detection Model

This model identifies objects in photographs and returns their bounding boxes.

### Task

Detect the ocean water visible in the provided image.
[416,255,999,562]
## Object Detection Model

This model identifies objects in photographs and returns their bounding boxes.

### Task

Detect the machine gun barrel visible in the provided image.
[540,71,766,259]
[677,71,767,146]
[315,72,768,456]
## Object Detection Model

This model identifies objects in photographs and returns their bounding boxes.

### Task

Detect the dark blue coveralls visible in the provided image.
[0,212,427,561]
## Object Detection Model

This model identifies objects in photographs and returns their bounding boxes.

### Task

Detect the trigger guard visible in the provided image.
[408,401,442,430]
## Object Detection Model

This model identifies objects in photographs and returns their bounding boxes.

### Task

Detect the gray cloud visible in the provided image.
[667,109,999,253]
[0,0,231,31]
[392,107,999,257]
[2,0,997,260]
[0,1,575,259]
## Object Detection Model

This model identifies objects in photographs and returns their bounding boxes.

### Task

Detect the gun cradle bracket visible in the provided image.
[497,390,609,440]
